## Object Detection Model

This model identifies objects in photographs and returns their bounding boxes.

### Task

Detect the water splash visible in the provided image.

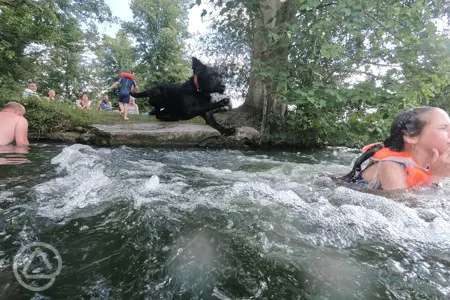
[2,144,449,298]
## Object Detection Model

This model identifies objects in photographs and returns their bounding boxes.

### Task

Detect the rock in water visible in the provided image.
[234,126,260,143]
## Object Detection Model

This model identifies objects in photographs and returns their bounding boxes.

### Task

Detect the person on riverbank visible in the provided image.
[127,97,139,115]
[97,94,112,112]
[46,89,57,101]
[23,80,38,97]
[76,93,92,110]
[342,107,450,191]
[0,102,29,146]
[111,71,137,120]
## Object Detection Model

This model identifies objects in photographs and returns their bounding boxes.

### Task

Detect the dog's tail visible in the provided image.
[131,87,165,107]
[132,86,165,98]
[131,90,156,98]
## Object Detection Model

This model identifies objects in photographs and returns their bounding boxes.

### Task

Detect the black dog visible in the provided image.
[131,57,235,135]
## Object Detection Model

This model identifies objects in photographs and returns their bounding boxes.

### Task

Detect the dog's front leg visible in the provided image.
[202,111,236,136]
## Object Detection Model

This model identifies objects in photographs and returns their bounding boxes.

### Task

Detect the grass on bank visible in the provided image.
[0,96,205,138]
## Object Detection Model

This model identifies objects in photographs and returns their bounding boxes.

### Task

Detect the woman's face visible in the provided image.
[416,108,450,154]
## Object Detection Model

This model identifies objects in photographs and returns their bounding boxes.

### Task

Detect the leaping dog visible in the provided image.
[131,57,235,135]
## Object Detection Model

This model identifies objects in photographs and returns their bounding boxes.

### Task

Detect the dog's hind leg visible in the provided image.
[131,90,152,98]
[131,88,162,102]
[131,88,166,110]
[201,111,236,136]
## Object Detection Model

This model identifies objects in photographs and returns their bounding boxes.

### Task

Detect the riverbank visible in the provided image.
[0,97,278,149]
[1,97,350,150]
[36,122,262,149]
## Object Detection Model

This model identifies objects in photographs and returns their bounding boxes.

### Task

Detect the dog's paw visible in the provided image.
[222,127,236,136]
[219,98,232,111]
[219,98,230,105]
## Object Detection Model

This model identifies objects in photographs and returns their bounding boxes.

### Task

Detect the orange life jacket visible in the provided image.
[362,144,433,188]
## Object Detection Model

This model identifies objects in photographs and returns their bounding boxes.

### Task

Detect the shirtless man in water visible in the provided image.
[0,102,29,146]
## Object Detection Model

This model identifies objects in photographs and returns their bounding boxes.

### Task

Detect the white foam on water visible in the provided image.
[187,156,449,239]
[332,187,450,245]
[51,144,111,171]
[32,145,450,251]
[178,162,450,249]
[34,145,194,220]
[18,144,450,298]
[34,145,156,220]
[144,175,160,190]
[0,191,15,203]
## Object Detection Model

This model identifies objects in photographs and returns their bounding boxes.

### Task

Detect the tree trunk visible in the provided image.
[243,0,295,134]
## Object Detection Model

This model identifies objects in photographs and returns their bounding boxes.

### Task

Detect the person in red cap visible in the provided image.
[111,71,137,120]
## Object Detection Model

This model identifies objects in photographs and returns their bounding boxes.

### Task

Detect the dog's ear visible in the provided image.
[192,57,206,74]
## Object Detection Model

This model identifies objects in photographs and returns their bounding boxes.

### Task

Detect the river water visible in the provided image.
[0,143,449,299]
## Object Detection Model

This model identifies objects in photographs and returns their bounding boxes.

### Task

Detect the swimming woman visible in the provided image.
[342,107,450,191]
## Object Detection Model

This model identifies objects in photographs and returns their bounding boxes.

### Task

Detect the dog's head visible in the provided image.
[192,57,226,94]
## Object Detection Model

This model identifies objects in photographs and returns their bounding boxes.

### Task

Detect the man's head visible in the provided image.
[2,102,26,116]
[48,89,56,98]
[27,81,37,92]
[80,93,89,101]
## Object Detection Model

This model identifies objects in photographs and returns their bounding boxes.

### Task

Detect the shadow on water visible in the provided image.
[1,143,449,299]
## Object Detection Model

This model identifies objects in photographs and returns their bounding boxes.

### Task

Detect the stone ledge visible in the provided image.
[37,122,261,149]
[90,122,222,146]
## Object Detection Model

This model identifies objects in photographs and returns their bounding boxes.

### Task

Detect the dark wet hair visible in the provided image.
[341,106,434,182]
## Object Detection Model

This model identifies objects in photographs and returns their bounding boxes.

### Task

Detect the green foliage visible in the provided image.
[122,0,191,88]
[0,0,193,115]
[0,0,112,98]
[95,31,137,82]
[0,95,158,138]
[0,93,206,139]
[201,0,450,147]
[2,0,449,148]
[0,96,90,137]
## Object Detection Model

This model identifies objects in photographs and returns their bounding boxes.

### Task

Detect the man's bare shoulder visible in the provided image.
[0,111,21,121]
[15,116,29,128]
[14,115,29,146]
